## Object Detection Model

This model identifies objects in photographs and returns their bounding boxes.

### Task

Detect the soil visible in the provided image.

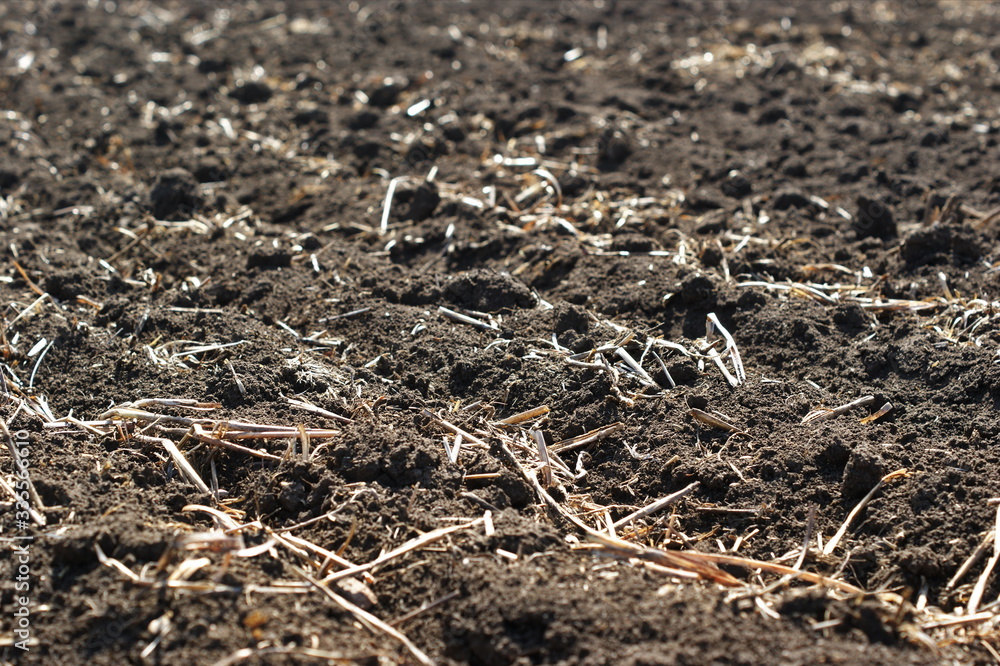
[2,1,1000,664]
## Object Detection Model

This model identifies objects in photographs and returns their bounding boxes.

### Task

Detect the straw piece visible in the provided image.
[0,416,47,522]
[550,423,623,454]
[379,176,407,235]
[615,347,659,387]
[190,424,283,461]
[532,429,553,488]
[131,434,212,495]
[706,313,745,385]
[611,482,699,529]
[438,306,498,330]
[823,469,909,556]
[297,565,435,666]
[497,405,550,425]
[946,530,995,591]
[688,409,746,435]
[967,503,1000,613]
[802,395,875,424]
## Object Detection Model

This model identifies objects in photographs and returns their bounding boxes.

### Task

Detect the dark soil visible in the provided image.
[2,1,1000,664]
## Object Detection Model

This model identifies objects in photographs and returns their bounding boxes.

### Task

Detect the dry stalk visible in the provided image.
[323,520,482,584]
[802,395,875,424]
[438,306,499,331]
[379,176,410,235]
[738,280,840,305]
[532,429,553,488]
[294,565,435,666]
[226,429,340,440]
[0,416,46,523]
[651,350,676,389]
[3,293,52,333]
[947,529,995,591]
[611,482,699,529]
[967,502,1000,614]
[421,409,491,448]
[705,313,745,387]
[131,433,212,495]
[741,506,818,598]
[920,611,997,631]
[285,396,353,423]
[488,427,747,585]
[390,590,462,628]
[0,475,45,526]
[212,645,362,666]
[823,469,909,556]
[584,532,742,587]
[691,551,864,595]
[688,408,746,435]
[132,398,221,411]
[497,405,550,425]
[190,424,283,461]
[443,432,463,465]
[83,406,343,439]
[270,531,371,581]
[181,504,242,530]
[615,347,659,388]
[57,403,354,470]
[549,423,623,454]
[859,402,893,424]
[95,543,306,595]
[11,260,46,298]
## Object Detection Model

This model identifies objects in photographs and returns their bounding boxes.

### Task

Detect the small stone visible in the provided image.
[334,577,378,609]
[757,105,787,124]
[771,189,813,210]
[841,444,886,499]
[695,210,727,234]
[193,156,228,183]
[598,129,631,165]
[689,190,724,212]
[368,81,404,107]
[0,169,21,189]
[552,302,589,335]
[229,79,273,104]
[699,245,723,267]
[407,183,440,221]
[721,170,752,198]
[347,110,379,130]
[920,129,947,147]
[148,167,201,219]
[783,159,808,178]
[678,274,715,306]
[853,196,897,239]
[277,481,305,512]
